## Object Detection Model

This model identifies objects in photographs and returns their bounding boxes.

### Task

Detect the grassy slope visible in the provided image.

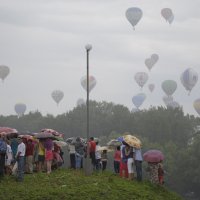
[0,169,182,200]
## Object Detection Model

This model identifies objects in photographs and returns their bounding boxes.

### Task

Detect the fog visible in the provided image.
[0,0,200,116]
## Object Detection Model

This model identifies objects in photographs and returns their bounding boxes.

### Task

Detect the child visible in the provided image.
[158,162,164,185]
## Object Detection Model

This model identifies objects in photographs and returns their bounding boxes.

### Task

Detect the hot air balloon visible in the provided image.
[161,8,174,24]
[168,14,174,24]
[125,7,143,29]
[163,95,173,107]
[193,99,200,115]
[81,75,96,92]
[131,108,139,113]
[180,68,198,95]
[0,65,10,82]
[148,84,155,92]
[51,90,64,105]
[14,103,26,117]
[167,101,180,109]
[132,93,146,109]
[145,54,159,71]
[77,98,85,107]
[161,80,177,96]
[134,72,148,89]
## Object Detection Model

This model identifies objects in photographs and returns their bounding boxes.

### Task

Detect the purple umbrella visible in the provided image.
[143,150,164,163]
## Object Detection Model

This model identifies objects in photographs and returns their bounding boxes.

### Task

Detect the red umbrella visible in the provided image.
[143,150,164,163]
[0,127,18,135]
[41,128,63,137]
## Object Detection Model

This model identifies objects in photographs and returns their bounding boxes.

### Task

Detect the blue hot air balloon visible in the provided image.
[132,93,146,109]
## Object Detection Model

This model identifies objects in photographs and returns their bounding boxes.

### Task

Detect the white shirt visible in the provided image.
[17,142,26,157]
[134,148,143,161]
[68,144,75,154]
[95,145,101,159]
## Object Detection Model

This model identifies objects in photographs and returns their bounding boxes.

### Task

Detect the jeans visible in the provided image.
[0,153,6,178]
[75,154,82,169]
[135,160,142,181]
[17,156,25,181]
[70,154,76,169]
[95,159,101,170]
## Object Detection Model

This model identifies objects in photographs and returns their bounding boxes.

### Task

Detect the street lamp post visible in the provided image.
[85,44,92,175]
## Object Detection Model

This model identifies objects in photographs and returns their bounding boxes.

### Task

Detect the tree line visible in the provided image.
[0,100,200,199]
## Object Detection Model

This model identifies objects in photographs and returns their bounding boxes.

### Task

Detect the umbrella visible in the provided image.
[107,139,121,147]
[143,150,164,163]
[99,146,113,152]
[35,132,55,139]
[123,134,141,149]
[66,137,83,144]
[53,140,67,147]
[18,134,34,141]
[41,128,63,137]
[0,127,18,135]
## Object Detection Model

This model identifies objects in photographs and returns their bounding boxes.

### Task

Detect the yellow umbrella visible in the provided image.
[123,134,141,149]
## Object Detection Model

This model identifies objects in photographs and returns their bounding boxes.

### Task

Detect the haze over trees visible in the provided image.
[0,100,200,198]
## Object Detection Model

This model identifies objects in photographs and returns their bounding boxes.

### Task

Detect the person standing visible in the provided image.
[68,141,76,169]
[16,137,26,182]
[120,142,128,179]
[88,137,96,170]
[38,140,45,172]
[0,134,7,180]
[101,149,108,171]
[134,148,143,181]
[113,146,121,174]
[95,141,101,171]
[10,133,18,162]
[44,138,53,174]
[147,162,159,184]
[5,140,13,175]
[74,137,84,169]
[125,145,134,180]
[158,162,164,185]
[25,139,34,174]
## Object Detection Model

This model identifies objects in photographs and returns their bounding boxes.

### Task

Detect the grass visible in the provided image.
[0,169,183,200]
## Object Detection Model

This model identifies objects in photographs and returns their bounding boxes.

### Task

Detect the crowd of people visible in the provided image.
[0,133,64,182]
[68,137,164,185]
[0,133,164,185]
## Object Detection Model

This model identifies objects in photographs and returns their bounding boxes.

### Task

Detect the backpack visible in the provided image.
[0,139,7,154]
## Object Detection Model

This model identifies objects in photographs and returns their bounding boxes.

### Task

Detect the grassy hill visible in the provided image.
[0,169,183,200]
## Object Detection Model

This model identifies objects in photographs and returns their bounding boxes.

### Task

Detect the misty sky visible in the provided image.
[0,0,200,116]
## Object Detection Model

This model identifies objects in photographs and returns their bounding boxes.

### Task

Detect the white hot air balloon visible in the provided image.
[77,98,85,107]
[14,103,26,117]
[134,72,148,89]
[163,96,173,107]
[148,84,155,92]
[0,65,10,82]
[161,8,174,24]
[51,90,64,105]
[81,75,97,93]
[180,68,198,95]
[125,7,143,29]
[145,54,159,71]
[168,14,174,24]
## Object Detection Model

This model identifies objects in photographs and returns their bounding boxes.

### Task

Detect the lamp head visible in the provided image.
[85,44,92,51]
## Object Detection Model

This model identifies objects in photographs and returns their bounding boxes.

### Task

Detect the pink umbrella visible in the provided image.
[0,127,18,135]
[143,150,164,163]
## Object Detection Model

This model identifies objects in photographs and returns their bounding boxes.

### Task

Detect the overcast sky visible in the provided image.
[0,0,200,116]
